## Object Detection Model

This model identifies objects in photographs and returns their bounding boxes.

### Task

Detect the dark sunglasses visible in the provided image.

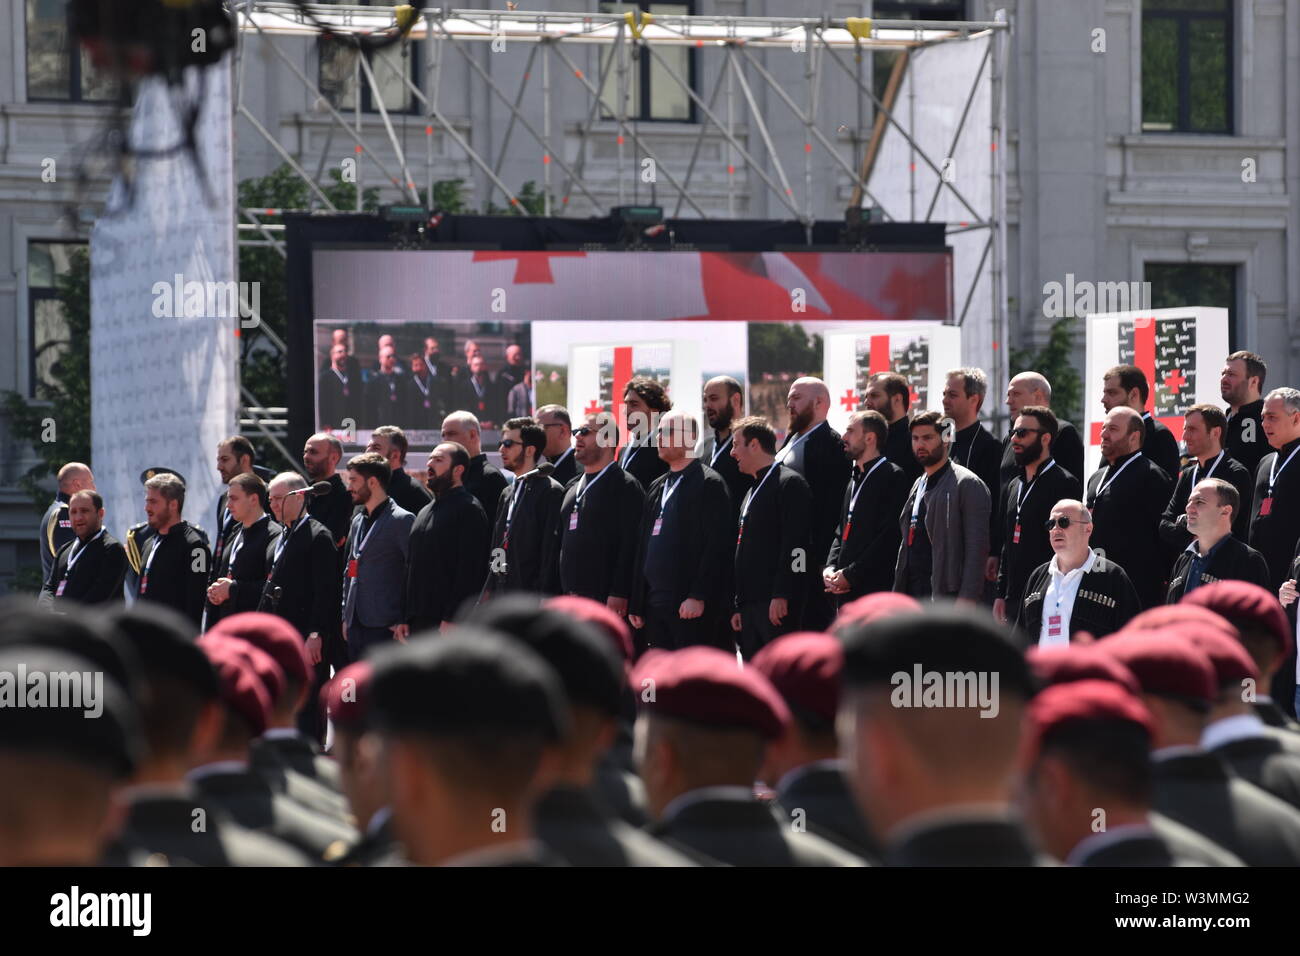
[572,426,594,437]
[498,439,520,449]
[1010,427,1042,439]
[1044,516,1087,530]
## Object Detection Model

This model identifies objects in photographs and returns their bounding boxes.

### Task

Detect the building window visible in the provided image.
[27,242,85,399]
[871,2,967,105]
[318,1,420,114]
[1141,0,1233,134]
[599,3,696,122]
[1145,262,1238,347]
[25,0,118,102]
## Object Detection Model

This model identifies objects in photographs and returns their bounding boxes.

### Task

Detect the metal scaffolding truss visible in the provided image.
[228,3,1010,435]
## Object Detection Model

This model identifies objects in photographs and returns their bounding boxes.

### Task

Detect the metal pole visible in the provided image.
[354,46,362,212]
[923,42,990,221]
[356,48,420,203]
[486,43,540,212]
[669,52,731,219]
[542,38,552,217]
[729,49,796,209]
[726,43,735,218]
[616,22,628,207]
[990,9,1009,404]
[236,105,338,210]
[803,24,814,227]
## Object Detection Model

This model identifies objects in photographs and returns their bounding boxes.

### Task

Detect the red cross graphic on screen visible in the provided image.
[840,388,858,411]
[1164,368,1187,393]
[471,250,586,284]
[584,399,602,416]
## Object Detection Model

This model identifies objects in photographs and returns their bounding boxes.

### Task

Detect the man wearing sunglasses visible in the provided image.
[1016,499,1140,645]
[484,417,565,596]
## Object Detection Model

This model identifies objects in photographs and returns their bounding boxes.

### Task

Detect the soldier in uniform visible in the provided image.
[325,662,399,867]
[464,596,697,866]
[369,629,568,866]
[39,461,94,583]
[135,472,211,630]
[753,632,880,862]
[838,607,1042,866]
[630,645,864,867]
[39,489,126,610]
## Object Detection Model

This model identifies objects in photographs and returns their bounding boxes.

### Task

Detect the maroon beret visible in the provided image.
[1124,603,1239,642]
[1022,679,1154,766]
[832,592,922,634]
[202,639,274,736]
[1181,623,1259,689]
[750,632,843,727]
[323,661,373,734]
[1026,644,1141,696]
[630,647,790,740]
[208,612,313,708]
[198,633,287,709]
[544,595,634,663]
[1182,580,1293,658]
[1095,630,1216,703]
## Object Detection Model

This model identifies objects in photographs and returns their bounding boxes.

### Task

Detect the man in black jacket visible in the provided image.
[823,410,907,604]
[943,367,1002,594]
[697,375,752,522]
[204,473,281,629]
[537,404,579,488]
[1221,350,1268,475]
[995,406,1082,624]
[135,472,211,629]
[1102,364,1181,478]
[998,372,1085,503]
[777,377,850,630]
[441,411,508,525]
[1250,388,1300,590]
[551,411,645,614]
[1160,404,1254,549]
[366,425,432,517]
[628,411,733,651]
[303,433,352,553]
[485,417,565,596]
[618,377,672,490]
[39,489,126,610]
[1086,407,1174,609]
[405,442,490,632]
[262,472,340,741]
[364,345,408,427]
[1167,479,1270,602]
[864,371,919,484]
[729,416,812,659]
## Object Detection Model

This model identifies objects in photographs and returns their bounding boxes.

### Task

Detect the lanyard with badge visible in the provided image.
[652,473,685,537]
[333,367,349,397]
[843,458,888,541]
[214,507,235,563]
[1260,445,1300,517]
[1013,459,1056,545]
[139,530,166,595]
[570,462,613,532]
[411,374,432,408]
[56,528,105,597]
[908,473,934,547]
[710,434,733,468]
[348,506,385,579]
[738,464,779,544]
[1093,453,1140,502]
[776,424,816,465]
[1191,450,1224,487]
[503,479,528,552]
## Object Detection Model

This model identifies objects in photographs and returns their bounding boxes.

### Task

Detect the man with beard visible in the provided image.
[537,404,579,487]
[864,372,919,484]
[302,433,352,555]
[1101,365,1181,479]
[777,377,850,631]
[405,442,490,633]
[823,410,907,604]
[364,345,407,426]
[320,342,360,429]
[420,336,454,412]
[1159,404,1254,548]
[998,372,1084,503]
[39,489,127,610]
[1086,407,1174,609]
[696,376,752,520]
[486,418,566,596]
[619,378,673,490]
[942,368,1003,595]
[212,436,257,581]
[341,453,415,661]
[135,472,211,628]
[893,411,990,605]
[458,353,504,429]
[994,406,1082,624]
[440,411,509,525]
[1222,351,1267,475]
[404,354,443,429]
[40,462,94,584]
[366,426,432,517]
[204,473,281,628]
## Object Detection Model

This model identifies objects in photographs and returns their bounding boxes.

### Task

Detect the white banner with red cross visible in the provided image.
[1083,307,1230,477]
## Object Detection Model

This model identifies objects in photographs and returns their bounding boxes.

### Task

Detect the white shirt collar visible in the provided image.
[1065,823,1159,866]
[1201,712,1269,750]
[660,785,754,823]
[1049,548,1097,580]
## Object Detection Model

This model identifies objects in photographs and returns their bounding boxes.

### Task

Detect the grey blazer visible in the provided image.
[342,499,415,629]
[893,462,991,600]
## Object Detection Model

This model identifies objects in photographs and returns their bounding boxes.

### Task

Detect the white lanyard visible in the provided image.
[271,515,305,567]
[353,506,386,559]
[1016,459,1056,518]
[621,441,641,469]
[411,374,430,397]
[740,464,780,521]
[776,423,819,464]
[552,446,574,471]
[710,434,733,468]
[660,473,685,514]
[332,367,348,386]
[505,479,526,532]
[575,462,614,507]
[64,529,105,575]
[848,457,888,515]
[142,528,168,577]
[1268,445,1300,496]
[226,525,248,569]
[1095,453,1140,498]
[1191,450,1224,487]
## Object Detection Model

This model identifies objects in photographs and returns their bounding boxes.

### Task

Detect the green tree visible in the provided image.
[747,322,823,378]
[1009,315,1082,424]
[1,246,92,511]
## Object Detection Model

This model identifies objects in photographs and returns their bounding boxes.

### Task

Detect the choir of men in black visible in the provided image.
[20,348,1300,866]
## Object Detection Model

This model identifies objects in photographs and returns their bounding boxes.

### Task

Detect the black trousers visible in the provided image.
[346,622,396,662]
[736,598,801,660]
[645,601,732,652]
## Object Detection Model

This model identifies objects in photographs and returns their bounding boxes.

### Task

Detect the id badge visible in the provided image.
[736,521,744,545]
[1260,497,1274,516]
[652,516,663,536]
[842,521,852,541]
[139,574,149,595]
[1047,614,1062,637]
[908,519,917,546]
[1013,523,1022,544]
[55,579,67,597]
[347,558,359,578]
[569,510,579,532]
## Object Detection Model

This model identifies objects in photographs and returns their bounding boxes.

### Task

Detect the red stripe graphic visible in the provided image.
[869,335,891,375]
[613,346,634,447]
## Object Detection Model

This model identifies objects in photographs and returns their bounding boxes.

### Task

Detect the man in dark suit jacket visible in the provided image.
[485,418,565,597]
[39,490,126,610]
[618,377,672,491]
[366,425,432,517]
[632,646,865,866]
[303,433,353,553]
[319,342,361,430]
[1160,405,1254,549]
[136,473,211,629]
[364,345,408,427]
[698,375,753,522]
[40,461,94,583]
[823,410,907,603]
[1222,350,1268,475]
[943,368,1003,595]
[404,443,490,632]
[457,354,505,429]
[1102,364,1182,478]
[204,474,281,629]
[441,411,509,525]
[839,609,1043,865]
[536,404,579,487]
[729,416,812,659]
[627,412,733,652]
[1086,407,1174,609]
[995,406,1083,624]
[551,411,645,613]
[341,454,415,662]
[403,353,445,429]
[864,371,920,485]
[776,377,850,631]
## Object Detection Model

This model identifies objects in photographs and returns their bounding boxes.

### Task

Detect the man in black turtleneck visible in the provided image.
[485,417,565,596]
[697,376,752,522]
[1222,350,1268,476]
[864,371,919,485]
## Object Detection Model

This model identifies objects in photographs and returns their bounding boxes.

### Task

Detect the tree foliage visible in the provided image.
[1009,315,1083,424]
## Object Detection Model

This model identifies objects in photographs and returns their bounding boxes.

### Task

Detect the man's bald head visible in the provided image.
[57,463,94,495]
[440,411,482,457]
[1007,372,1052,418]
[787,377,830,434]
